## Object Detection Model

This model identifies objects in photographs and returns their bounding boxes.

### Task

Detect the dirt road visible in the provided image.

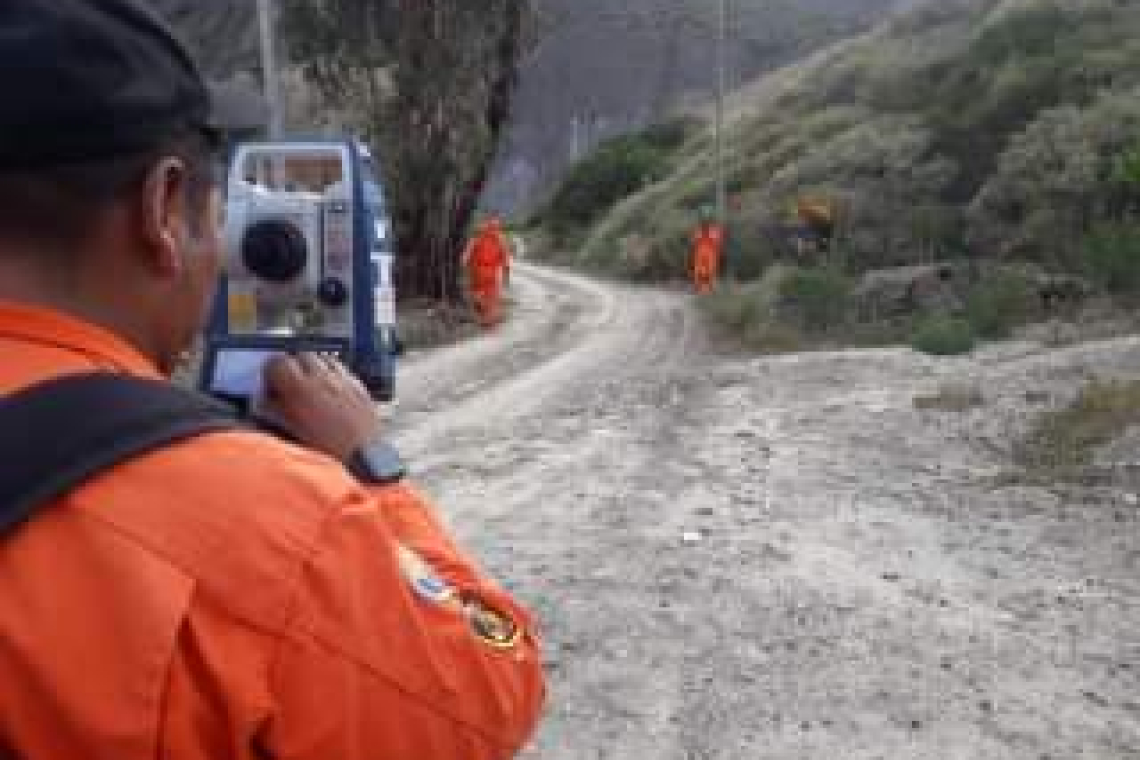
[392,264,1140,760]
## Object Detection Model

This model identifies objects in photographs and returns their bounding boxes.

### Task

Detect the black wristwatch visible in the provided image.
[347,439,407,485]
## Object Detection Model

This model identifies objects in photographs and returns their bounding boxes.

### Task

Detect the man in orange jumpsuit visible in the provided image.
[690,210,725,295]
[464,217,511,329]
[0,2,544,759]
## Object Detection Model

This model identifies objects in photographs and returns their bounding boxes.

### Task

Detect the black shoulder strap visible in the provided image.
[0,373,241,536]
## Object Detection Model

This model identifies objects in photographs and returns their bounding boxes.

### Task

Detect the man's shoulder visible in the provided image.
[75,429,361,628]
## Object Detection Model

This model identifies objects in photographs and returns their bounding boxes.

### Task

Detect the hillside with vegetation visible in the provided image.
[529,0,1140,351]
[485,0,910,212]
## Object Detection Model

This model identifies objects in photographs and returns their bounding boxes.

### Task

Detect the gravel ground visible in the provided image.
[390,264,1140,760]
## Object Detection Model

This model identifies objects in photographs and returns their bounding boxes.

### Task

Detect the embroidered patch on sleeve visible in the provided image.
[462,594,522,649]
[396,545,457,606]
[396,546,522,648]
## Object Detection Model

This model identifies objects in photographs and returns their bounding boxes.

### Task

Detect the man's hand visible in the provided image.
[263,353,382,462]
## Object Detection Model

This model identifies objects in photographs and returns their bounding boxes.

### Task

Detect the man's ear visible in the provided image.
[139,157,191,276]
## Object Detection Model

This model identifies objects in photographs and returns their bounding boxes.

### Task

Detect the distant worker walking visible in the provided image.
[690,210,725,295]
[464,217,511,329]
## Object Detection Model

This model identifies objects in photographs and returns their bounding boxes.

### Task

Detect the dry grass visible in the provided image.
[398,298,483,350]
[1016,378,1140,474]
[913,383,986,412]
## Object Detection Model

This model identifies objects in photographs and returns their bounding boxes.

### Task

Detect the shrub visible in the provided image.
[700,282,767,334]
[535,117,700,240]
[627,213,695,282]
[637,117,703,151]
[777,267,851,334]
[974,5,1070,63]
[964,271,1038,339]
[540,143,665,236]
[1016,379,1140,473]
[699,280,802,352]
[1119,144,1140,186]
[726,163,765,195]
[913,383,986,412]
[910,315,976,356]
[969,89,1140,264]
[722,213,775,281]
[1081,223,1140,298]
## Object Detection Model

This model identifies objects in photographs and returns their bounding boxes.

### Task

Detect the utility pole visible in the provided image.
[715,0,727,224]
[570,115,581,162]
[257,0,283,138]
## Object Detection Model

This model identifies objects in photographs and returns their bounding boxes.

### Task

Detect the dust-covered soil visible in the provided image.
[391,264,1140,760]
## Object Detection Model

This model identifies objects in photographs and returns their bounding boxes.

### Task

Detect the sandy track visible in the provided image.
[390,265,1139,760]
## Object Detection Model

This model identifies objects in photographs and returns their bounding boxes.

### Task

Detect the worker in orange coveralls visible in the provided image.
[0,2,545,758]
[464,217,511,329]
[691,208,725,294]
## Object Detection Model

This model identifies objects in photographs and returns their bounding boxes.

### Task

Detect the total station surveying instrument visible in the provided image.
[199,139,399,412]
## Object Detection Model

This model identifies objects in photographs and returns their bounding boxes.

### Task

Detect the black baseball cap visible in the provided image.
[0,0,222,170]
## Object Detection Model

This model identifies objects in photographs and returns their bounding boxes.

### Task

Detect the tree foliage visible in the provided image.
[533,117,698,240]
[151,0,256,78]
[1081,223,1140,298]
[279,0,529,301]
[970,87,1140,265]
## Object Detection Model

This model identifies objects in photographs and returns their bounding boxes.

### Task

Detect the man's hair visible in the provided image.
[0,131,220,250]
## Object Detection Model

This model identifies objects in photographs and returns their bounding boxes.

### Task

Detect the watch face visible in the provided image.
[359,441,406,482]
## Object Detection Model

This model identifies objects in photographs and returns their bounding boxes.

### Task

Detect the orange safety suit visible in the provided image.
[691,223,725,295]
[0,301,545,760]
[465,221,510,329]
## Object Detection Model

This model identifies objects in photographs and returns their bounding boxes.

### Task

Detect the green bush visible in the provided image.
[540,143,665,235]
[964,271,1038,339]
[974,5,1070,63]
[778,267,851,334]
[625,224,693,283]
[637,117,703,151]
[701,282,766,333]
[726,163,765,195]
[699,279,803,352]
[1119,144,1140,186]
[535,117,700,240]
[722,214,773,281]
[1081,223,1140,298]
[910,315,977,356]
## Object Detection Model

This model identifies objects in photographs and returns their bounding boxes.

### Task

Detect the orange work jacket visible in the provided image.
[0,301,545,760]
[467,233,508,289]
[692,225,724,274]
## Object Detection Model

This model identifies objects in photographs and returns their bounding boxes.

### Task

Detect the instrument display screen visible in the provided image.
[201,336,352,404]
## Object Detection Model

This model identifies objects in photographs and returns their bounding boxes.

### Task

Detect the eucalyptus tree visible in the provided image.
[280,0,530,301]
